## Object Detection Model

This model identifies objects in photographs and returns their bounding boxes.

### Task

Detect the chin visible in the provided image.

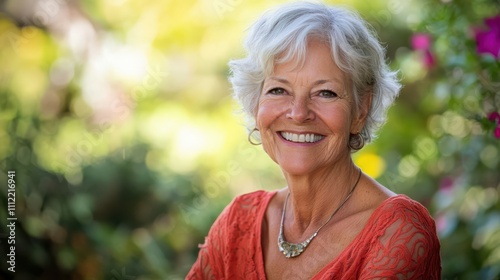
[277,161,319,176]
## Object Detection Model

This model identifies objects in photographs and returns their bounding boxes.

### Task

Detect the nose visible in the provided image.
[286,97,315,123]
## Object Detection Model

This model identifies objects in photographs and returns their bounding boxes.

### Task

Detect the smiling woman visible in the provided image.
[257,40,359,176]
[187,2,441,279]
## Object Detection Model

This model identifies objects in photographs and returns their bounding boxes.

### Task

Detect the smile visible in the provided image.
[279,132,325,143]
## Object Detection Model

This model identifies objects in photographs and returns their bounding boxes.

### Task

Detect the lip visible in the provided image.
[277,130,326,145]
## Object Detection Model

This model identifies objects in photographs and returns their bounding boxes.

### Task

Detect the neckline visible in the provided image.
[255,191,406,279]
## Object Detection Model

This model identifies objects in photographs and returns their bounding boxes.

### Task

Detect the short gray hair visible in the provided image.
[229,1,401,147]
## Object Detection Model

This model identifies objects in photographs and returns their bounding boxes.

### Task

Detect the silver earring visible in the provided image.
[349,133,364,151]
[248,128,261,145]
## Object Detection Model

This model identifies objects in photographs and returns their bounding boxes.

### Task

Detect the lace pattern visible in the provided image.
[187,191,441,279]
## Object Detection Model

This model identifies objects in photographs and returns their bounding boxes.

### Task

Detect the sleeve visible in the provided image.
[359,198,441,280]
[186,202,233,280]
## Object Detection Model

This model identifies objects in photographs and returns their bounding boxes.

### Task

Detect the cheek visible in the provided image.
[255,100,284,161]
[256,105,277,146]
[319,103,353,129]
[255,99,285,129]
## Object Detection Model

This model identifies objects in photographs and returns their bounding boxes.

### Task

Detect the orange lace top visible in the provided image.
[187,190,441,279]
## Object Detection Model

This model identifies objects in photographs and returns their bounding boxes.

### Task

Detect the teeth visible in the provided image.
[280,132,324,143]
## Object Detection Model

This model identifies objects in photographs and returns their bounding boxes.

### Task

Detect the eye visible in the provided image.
[318,90,338,98]
[267,87,286,95]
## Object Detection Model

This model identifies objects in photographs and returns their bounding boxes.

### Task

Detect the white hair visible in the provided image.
[229,1,401,148]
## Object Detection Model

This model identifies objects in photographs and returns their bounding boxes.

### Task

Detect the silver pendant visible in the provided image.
[278,233,316,258]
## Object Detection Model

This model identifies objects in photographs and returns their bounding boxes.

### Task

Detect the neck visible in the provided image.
[282,158,361,238]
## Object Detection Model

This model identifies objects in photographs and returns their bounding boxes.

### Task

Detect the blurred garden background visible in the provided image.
[0,0,499,279]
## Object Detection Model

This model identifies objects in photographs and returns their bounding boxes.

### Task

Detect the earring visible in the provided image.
[348,132,365,151]
[248,128,261,145]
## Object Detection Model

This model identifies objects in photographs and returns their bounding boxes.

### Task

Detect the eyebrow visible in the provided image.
[267,77,343,86]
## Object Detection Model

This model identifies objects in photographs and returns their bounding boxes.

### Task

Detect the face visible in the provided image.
[256,39,368,176]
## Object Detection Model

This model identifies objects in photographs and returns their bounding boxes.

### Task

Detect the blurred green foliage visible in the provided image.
[0,0,499,279]
[412,1,500,278]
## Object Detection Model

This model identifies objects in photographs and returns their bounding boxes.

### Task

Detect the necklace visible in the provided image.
[278,168,362,258]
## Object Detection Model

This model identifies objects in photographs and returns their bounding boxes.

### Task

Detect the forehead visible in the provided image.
[269,40,346,85]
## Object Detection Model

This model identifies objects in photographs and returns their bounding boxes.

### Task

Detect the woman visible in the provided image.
[188,2,441,279]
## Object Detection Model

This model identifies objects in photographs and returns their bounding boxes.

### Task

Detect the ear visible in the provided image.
[351,89,373,133]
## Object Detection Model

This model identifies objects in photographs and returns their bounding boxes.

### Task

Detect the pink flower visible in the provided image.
[422,50,435,68]
[411,33,435,68]
[488,111,500,138]
[475,15,500,59]
[411,33,432,50]
[439,177,455,193]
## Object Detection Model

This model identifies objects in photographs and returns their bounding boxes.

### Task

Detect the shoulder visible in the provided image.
[383,194,430,211]
[367,195,439,247]
[196,190,276,241]
[360,195,441,278]
[189,190,276,278]
[372,195,437,230]
[232,189,275,206]
[380,195,434,216]
[227,190,275,215]
[213,190,276,230]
